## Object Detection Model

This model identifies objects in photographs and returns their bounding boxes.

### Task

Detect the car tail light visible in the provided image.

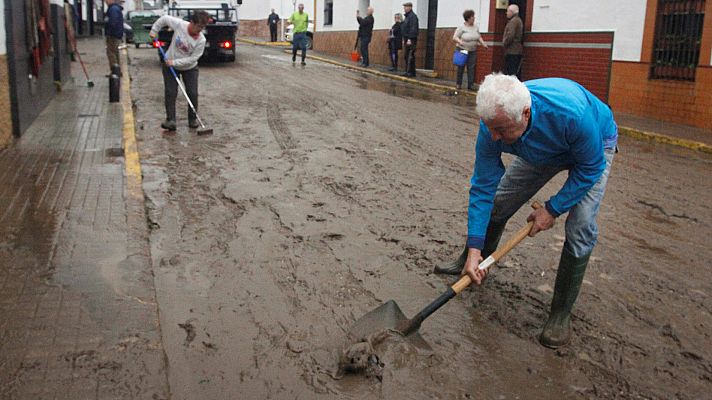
[219,41,232,49]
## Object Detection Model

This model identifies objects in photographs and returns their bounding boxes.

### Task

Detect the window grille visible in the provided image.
[324,0,334,26]
[650,0,706,81]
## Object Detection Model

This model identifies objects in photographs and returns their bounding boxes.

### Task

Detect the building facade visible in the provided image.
[1,0,75,148]
[240,0,711,130]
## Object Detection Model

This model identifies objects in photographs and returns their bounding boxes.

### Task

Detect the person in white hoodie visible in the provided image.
[150,11,209,131]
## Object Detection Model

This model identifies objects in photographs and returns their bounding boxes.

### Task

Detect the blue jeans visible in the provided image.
[489,148,615,257]
[292,32,307,61]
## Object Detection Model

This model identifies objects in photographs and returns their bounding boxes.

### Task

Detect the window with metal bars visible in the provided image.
[650,0,706,81]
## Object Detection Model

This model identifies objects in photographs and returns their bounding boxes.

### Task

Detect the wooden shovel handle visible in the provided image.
[451,201,543,293]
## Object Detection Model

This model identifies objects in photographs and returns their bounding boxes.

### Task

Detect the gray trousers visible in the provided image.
[162,66,198,122]
[456,50,477,88]
[489,148,615,257]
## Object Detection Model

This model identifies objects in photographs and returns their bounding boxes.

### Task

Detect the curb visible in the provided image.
[120,48,144,202]
[617,126,712,155]
[239,38,711,155]
[236,37,474,96]
[238,38,291,47]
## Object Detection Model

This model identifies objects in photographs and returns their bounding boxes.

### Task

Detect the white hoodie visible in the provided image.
[151,16,206,70]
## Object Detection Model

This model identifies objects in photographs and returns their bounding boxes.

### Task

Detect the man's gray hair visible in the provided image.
[475,73,531,123]
[508,4,519,14]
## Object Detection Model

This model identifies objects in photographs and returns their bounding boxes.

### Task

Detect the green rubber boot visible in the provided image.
[433,221,507,275]
[539,246,591,348]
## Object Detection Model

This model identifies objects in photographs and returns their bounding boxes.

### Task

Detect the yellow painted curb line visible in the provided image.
[238,37,472,96]
[120,48,144,202]
[618,126,712,155]
[237,38,291,46]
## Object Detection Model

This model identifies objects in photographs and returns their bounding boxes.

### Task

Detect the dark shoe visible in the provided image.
[434,246,468,275]
[301,61,306,66]
[188,120,199,129]
[161,120,177,131]
[292,55,296,63]
[539,246,592,349]
[467,86,476,92]
[455,85,462,90]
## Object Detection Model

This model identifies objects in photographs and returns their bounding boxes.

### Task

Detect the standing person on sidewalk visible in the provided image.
[388,13,403,72]
[149,11,208,131]
[453,9,487,91]
[434,73,618,349]
[401,2,419,77]
[503,4,523,78]
[268,9,280,42]
[356,7,375,68]
[288,4,309,65]
[104,0,124,74]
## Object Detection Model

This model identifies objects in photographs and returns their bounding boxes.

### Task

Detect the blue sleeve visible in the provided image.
[546,112,606,217]
[467,121,505,249]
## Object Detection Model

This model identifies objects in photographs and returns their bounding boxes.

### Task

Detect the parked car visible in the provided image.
[285,22,314,49]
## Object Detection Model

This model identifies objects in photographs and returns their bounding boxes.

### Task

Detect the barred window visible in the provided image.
[324,0,333,26]
[650,0,706,81]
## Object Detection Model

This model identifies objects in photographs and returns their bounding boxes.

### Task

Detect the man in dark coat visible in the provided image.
[104,0,124,74]
[267,8,280,42]
[401,2,419,77]
[503,4,524,78]
[388,13,403,72]
[356,7,375,67]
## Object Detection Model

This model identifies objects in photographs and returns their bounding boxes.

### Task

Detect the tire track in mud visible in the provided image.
[266,103,296,151]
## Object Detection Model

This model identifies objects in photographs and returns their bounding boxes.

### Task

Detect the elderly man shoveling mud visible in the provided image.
[435,73,618,348]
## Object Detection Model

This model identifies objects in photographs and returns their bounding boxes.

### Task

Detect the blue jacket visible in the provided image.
[105,4,124,39]
[467,78,618,249]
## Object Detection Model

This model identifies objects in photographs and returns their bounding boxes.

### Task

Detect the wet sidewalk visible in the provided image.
[0,37,168,399]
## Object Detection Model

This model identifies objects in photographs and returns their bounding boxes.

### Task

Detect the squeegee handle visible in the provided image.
[451,201,542,294]
[154,39,179,80]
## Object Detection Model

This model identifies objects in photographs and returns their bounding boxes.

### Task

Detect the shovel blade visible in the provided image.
[348,300,431,350]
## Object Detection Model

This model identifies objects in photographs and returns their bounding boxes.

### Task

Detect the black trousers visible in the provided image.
[388,39,400,69]
[404,39,417,75]
[270,24,278,42]
[162,66,199,122]
[359,35,371,66]
[505,54,523,79]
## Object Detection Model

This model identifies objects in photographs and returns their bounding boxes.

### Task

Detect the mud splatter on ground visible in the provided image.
[129,43,712,399]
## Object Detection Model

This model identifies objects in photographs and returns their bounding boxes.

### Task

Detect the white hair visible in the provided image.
[508,4,519,14]
[475,73,531,123]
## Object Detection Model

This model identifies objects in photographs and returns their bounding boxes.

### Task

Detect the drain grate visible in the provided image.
[105,147,125,157]
[78,113,100,118]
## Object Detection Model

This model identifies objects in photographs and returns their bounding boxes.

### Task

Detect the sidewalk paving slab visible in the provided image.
[0,37,169,400]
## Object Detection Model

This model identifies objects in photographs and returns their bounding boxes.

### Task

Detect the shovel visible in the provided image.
[348,202,542,346]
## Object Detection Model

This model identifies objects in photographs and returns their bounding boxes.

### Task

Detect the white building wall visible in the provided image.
[240,0,315,21]
[0,0,6,55]
[530,0,647,62]
[316,0,449,31]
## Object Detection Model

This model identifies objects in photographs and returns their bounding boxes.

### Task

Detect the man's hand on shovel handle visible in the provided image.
[462,248,487,285]
[527,207,555,236]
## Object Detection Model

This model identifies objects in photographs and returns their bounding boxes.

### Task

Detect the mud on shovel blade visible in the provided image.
[348,202,542,348]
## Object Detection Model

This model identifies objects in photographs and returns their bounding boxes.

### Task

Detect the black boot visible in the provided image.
[539,246,591,348]
[433,220,507,275]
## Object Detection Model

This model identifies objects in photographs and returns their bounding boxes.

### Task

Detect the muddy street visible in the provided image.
[128,43,712,399]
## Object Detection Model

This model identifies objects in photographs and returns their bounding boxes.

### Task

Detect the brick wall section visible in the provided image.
[521,32,614,101]
[0,55,12,149]
[314,29,613,99]
[240,19,286,41]
[609,63,712,130]
[314,29,428,70]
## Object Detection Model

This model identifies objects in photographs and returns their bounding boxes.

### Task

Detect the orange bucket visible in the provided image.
[350,50,360,62]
